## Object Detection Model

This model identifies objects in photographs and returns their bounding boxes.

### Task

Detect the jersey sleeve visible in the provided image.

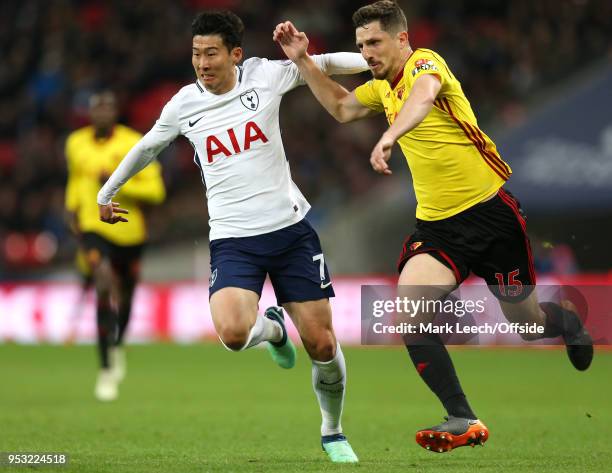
[405,50,449,94]
[117,157,166,204]
[97,97,179,205]
[115,129,166,204]
[147,96,181,146]
[263,59,302,95]
[263,53,368,96]
[117,160,166,204]
[354,80,385,113]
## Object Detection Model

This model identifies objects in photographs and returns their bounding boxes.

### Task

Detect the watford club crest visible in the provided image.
[410,241,423,251]
[240,89,259,111]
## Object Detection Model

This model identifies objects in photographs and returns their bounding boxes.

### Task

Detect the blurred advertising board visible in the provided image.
[1,275,610,346]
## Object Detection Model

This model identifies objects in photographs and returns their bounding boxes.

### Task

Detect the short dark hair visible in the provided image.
[191,11,244,51]
[352,1,407,33]
[89,89,116,107]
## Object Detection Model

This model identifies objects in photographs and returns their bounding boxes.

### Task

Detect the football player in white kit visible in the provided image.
[97,10,367,463]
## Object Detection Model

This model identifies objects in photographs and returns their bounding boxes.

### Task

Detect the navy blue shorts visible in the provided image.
[209,219,335,305]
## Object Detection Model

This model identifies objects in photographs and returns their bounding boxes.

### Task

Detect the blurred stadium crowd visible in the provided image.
[0,0,610,275]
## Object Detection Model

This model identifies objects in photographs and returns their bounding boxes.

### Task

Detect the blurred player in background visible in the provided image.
[65,91,166,401]
[75,247,95,292]
[65,248,95,344]
[96,10,368,462]
[274,0,594,454]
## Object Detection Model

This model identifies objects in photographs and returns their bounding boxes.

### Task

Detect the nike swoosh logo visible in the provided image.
[320,281,332,289]
[188,116,204,127]
[320,376,344,385]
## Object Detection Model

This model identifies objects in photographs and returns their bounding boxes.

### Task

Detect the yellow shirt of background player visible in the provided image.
[65,124,166,246]
[355,48,512,221]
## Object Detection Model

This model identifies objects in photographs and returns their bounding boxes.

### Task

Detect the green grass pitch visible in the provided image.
[1,344,610,472]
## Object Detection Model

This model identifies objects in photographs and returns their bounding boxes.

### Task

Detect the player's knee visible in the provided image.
[305,331,336,362]
[218,325,250,351]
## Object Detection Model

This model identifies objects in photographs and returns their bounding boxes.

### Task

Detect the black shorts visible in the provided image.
[81,232,144,276]
[397,188,536,302]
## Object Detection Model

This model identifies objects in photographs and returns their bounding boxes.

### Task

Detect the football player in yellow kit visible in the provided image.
[65,91,165,401]
[274,0,593,453]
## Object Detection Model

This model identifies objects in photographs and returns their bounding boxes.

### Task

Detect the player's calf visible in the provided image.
[540,300,594,371]
[312,343,356,463]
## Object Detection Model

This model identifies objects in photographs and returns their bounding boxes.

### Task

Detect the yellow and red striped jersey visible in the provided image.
[355,48,511,221]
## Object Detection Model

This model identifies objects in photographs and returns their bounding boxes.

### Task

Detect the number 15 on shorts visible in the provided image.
[313,253,332,289]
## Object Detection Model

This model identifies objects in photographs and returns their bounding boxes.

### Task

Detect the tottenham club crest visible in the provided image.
[240,89,259,111]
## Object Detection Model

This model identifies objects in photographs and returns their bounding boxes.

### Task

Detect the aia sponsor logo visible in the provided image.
[205,121,269,163]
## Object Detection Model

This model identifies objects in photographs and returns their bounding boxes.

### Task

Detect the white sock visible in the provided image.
[312,342,346,436]
[242,314,282,350]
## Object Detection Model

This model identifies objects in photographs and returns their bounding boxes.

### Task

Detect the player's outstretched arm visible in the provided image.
[273,21,375,123]
[117,161,166,205]
[370,74,441,175]
[97,98,179,223]
[97,138,160,212]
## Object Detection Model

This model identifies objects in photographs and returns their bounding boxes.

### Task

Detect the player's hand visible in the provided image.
[99,202,129,224]
[273,21,309,62]
[370,133,394,175]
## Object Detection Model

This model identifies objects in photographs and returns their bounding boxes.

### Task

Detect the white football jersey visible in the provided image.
[98,54,367,240]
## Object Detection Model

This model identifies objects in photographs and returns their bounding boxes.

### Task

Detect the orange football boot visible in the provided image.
[416,416,489,453]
